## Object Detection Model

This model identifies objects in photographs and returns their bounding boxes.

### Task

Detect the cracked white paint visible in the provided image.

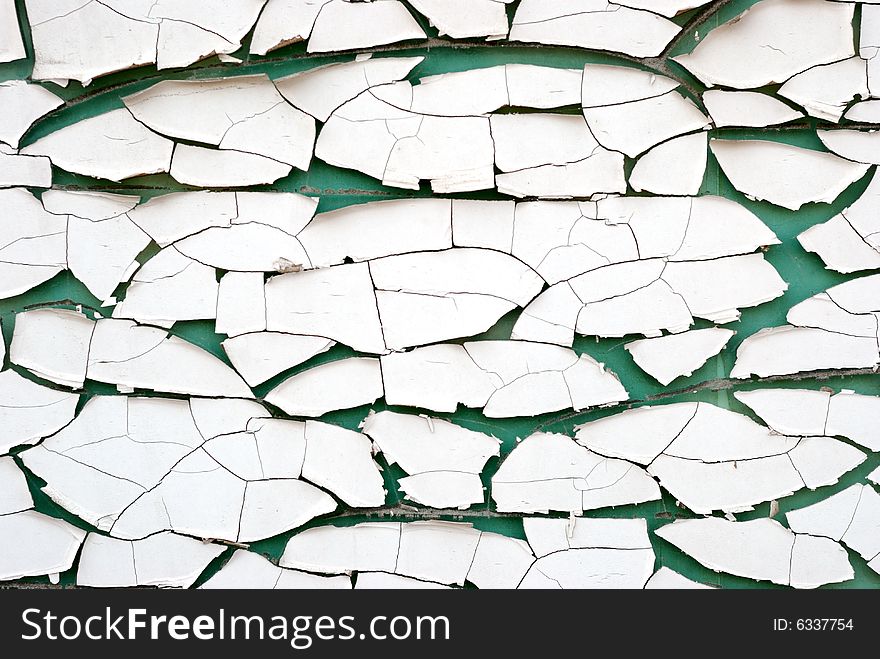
[0,370,79,454]
[625,327,735,386]
[702,90,803,128]
[0,510,85,582]
[26,0,267,84]
[786,484,880,574]
[0,81,63,148]
[711,139,870,211]
[799,172,880,273]
[656,517,854,588]
[818,130,880,167]
[673,0,855,88]
[0,0,24,63]
[492,432,660,513]
[778,58,869,123]
[10,309,253,396]
[736,388,880,453]
[575,402,865,514]
[362,410,501,509]
[76,532,226,588]
[0,456,33,515]
[644,567,715,589]
[380,340,628,417]
[18,397,384,542]
[732,274,880,378]
[510,0,681,58]
[222,333,335,388]
[520,517,654,588]
[201,549,352,589]
[409,0,512,40]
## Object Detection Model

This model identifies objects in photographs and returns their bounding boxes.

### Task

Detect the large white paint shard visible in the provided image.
[582,92,711,159]
[222,333,335,387]
[673,0,855,88]
[736,389,880,453]
[409,0,511,40]
[510,0,680,57]
[0,511,85,582]
[625,328,735,386]
[520,517,654,589]
[113,248,218,324]
[43,190,148,303]
[818,130,880,167]
[307,0,426,53]
[0,144,52,188]
[644,567,715,589]
[514,254,785,346]
[300,421,385,508]
[731,275,880,378]
[711,140,870,211]
[371,248,544,349]
[22,109,174,182]
[26,0,266,84]
[492,432,660,513]
[0,457,33,515]
[216,272,266,337]
[10,309,253,396]
[76,533,225,588]
[362,411,500,509]
[19,398,357,542]
[0,188,68,299]
[702,90,802,128]
[506,195,778,287]
[124,76,315,172]
[265,264,386,354]
[381,341,627,416]
[778,58,869,123]
[169,144,293,187]
[616,0,711,17]
[629,133,707,196]
[201,550,351,589]
[269,357,377,416]
[0,371,79,454]
[575,402,865,514]
[249,0,329,55]
[275,56,423,121]
[281,521,533,588]
[845,100,880,123]
[0,0,24,63]
[799,207,880,274]
[297,198,450,268]
[786,484,880,573]
[395,65,582,116]
[656,517,854,588]
[316,87,494,193]
[0,81,63,148]
[491,113,625,198]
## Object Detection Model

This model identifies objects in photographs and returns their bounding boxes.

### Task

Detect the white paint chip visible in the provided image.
[575,402,865,514]
[0,510,85,581]
[77,533,225,588]
[22,108,174,181]
[702,90,802,128]
[656,517,853,588]
[362,411,500,509]
[0,81,63,148]
[510,0,681,58]
[711,139,870,211]
[492,432,660,513]
[381,341,628,416]
[625,328,735,386]
[673,0,855,88]
[0,456,33,515]
[266,358,383,418]
[731,274,880,378]
[306,0,426,53]
[201,549,352,589]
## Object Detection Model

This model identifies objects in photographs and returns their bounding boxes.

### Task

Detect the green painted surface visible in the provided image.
[1,0,877,588]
